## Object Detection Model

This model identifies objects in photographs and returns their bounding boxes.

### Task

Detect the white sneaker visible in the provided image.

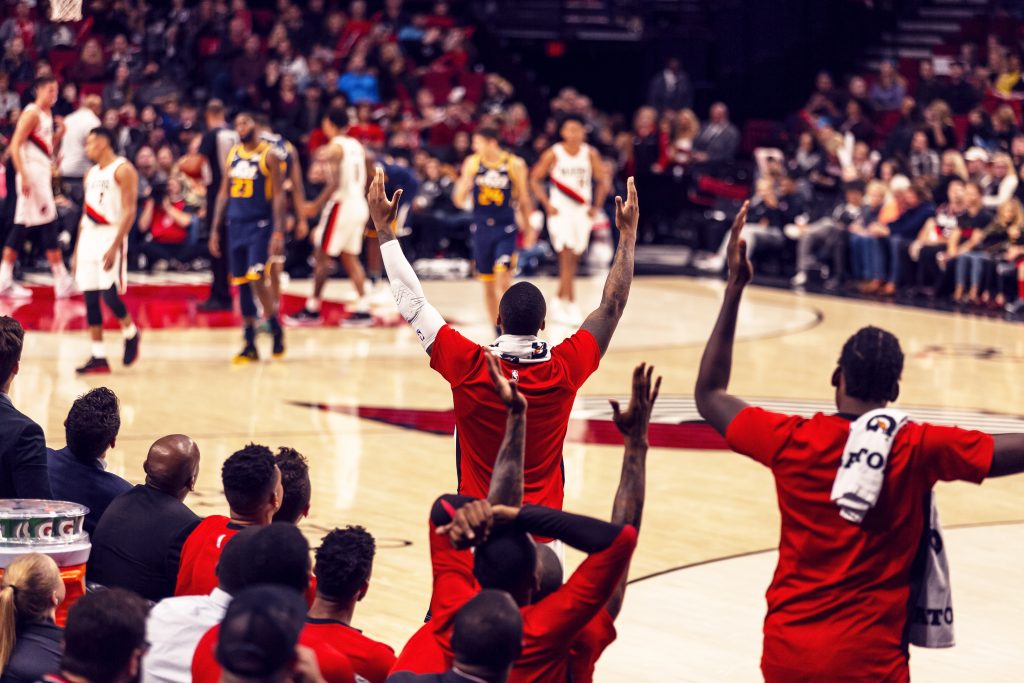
[55,274,78,300]
[790,271,808,288]
[548,297,566,323]
[565,301,583,326]
[695,255,725,272]
[0,281,32,299]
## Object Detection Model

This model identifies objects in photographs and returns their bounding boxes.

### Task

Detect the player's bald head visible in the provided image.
[534,544,563,602]
[144,434,200,498]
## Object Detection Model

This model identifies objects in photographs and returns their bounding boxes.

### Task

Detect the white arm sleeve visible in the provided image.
[381,239,446,352]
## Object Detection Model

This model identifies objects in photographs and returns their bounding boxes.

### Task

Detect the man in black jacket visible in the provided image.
[0,316,51,499]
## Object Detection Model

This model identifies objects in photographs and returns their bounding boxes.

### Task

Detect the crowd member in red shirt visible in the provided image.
[387,590,524,683]
[305,526,397,683]
[175,444,283,597]
[694,202,1024,682]
[369,169,640,513]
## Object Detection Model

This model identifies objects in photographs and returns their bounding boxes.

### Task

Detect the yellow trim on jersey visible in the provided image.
[257,146,270,177]
[479,152,510,170]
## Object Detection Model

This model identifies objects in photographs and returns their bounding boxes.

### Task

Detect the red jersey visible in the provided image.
[304,618,397,683]
[192,623,356,683]
[175,516,241,597]
[725,407,993,682]
[429,325,601,511]
[569,610,618,683]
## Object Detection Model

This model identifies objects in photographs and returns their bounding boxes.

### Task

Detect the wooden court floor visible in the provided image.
[11,274,1024,681]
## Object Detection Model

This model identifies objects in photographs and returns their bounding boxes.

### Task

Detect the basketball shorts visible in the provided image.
[15,163,57,228]
[315,197,369,257]
[547,201,593,255]
[227,218,272,285]
[472,222,517,280]
[75,223,125,293]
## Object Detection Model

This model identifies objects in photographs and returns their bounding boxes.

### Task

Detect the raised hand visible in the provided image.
[435,499,494,549]
[368,166,404,239]
[609,362,662,443]
[485,353,527,414]
[614,176,639,235]
[726,200,752,291]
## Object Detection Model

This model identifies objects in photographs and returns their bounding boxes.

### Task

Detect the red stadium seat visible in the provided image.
[198,37,221,57]
[741,119,780,156]
[953,115,969,148]
[79,83,104,97]
[422,69,453,103]
[48,48,78,79]
[697,175,749,201]
[874,110,902,138]
[458,71,485,103]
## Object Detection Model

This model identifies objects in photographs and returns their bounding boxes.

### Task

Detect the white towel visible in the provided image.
[908,494,955,648]
[831,409,909,523]
[488,335,552,364]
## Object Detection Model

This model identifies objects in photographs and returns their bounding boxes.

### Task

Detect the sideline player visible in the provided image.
[72,128,141,375]
[289,107,372,326]
[529,114,609,324]
[695,202,1024,682]
[0,75,76,299]
[368,168,638,514]
[208,112,286,364]
[453,127,533,333]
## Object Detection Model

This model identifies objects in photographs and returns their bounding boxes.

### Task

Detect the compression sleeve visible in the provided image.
[516,505,623,554]
[381,239,447,351]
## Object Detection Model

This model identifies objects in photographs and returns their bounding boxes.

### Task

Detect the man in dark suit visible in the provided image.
[693,102,741,163]
[87,434,202,602]
[48,387,132,533]
[0,316,51,499]
[647,57,693,112]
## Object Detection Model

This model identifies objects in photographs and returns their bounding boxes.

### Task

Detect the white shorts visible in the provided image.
[315,197,370,257]
[14,163,57,227]
[75,223,125,293]
[547,202,593,255]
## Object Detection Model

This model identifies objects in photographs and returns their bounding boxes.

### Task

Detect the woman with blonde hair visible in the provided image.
[924,100,957,150]
[0,553,64,683]
[954,197,1024,303]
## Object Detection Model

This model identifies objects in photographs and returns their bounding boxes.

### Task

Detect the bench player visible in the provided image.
[530,114,609,324]
[453,127,533,333]
[208,112,286,364]
[72,128,141,375]
[0,75,76,299]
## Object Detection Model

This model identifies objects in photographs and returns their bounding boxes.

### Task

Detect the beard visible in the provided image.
[239,130,255,144]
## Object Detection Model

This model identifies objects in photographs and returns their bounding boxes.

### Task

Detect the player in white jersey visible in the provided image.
[529,114,609,324]
[289,107,373,326]
[72,127,141,375]
[0,76,76,299]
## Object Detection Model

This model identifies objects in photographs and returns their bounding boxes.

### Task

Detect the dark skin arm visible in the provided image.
[485,353,528,507]
[580,176,639,356]
[207,172,231,259]
[988,434,1024,477]
[694,201,752,436]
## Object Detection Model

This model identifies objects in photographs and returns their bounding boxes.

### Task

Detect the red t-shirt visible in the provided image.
[429,325,601,511]
[175,516,241,597]
[303,619,396,683]
[569,610,618,683]
[192,623,356,683]
[391,508,636,683]
[725,407,994,681]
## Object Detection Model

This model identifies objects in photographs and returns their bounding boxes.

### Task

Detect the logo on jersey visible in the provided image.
[476,168,511,190]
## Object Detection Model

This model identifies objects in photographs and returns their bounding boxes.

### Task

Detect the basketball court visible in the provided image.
[10,272,1024,681]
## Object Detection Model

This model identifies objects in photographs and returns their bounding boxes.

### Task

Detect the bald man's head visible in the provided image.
[144,434,200,499]
[534,544,563,602]
[83,94,102,116]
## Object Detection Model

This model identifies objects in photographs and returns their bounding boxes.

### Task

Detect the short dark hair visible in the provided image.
[272,448,311,524]
[0,317,24,388]
[241,523,311,594]
[87,126,116,149]
[560,113,586,128]
[838,326,904,403]
[216,585,307,678]
[324,106,349,129]
[61,589,149,683]
[473,529,536,591]
[475,125,500,141]
[216,526,260,595]
[843,180,866,194]
[222,444,278,515]
[451,590,523,669]
[65,387,121,462]
[314,526,375,601]
[498,282,546,335]
[205,98,226,116]
[34,74,56,90]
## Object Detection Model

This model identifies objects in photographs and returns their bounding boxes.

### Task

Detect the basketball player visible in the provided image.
[0,75,75,299]
[72,128,141,375]
[289,107,373,326]
[208,112,286,364]
[529,114,609,324]
[695,202,1024,682]
[453,127,533,332]
[368,168,639,514]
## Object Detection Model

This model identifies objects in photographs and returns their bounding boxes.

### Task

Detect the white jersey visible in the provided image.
[332,135,367,202]
[20,103,54,169]
[549,142,593,207]
[83,157,128,227]
[77,157,129,293]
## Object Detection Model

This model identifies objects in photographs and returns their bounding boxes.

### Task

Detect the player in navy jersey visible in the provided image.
[209,112,287,364]
[453,127,533,332]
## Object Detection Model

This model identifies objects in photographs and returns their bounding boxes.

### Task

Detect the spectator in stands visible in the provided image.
[945,61,980,114]
[47,388,131,535]
[791,181,864,289]
[916,59,946,106]
[86,435,202,602]
[339,53,380,105]
[935,150,969,205]
[67,38,109,85]
[49,589,150,683]
[965,107,995,149]
[846,75,872,115]
[60,95,103,205]
[964,147,992,186]
[630,106,661,174]
[882,96,920,162]
[138,175,203,272]
[878,181,936,295]
[908,131,940,181]
[947,180,994,296]
[0,317,50,500]
[849,180,888,292]
[998,214,1024,313]
[984,153,1019,208]
[0,72,18,122]
[647,57,693,112]
[0,553,64,683]
[869,60,906,112]
[102,64,134,110]
[272,447,311,525]
[912,178,966,296]
[924,100,957,151]
[0,3,36,53]
[692,102,740,163]
[839,98,874,142]
[992,105,1018,152]
[995,52,1024,96]
[1,38,32,84]
[954,198,1023,304]
[841,140,877,183]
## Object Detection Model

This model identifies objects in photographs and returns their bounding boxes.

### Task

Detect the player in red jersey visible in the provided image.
[694,202,1024,682]
[368,168,639,513]
[304,526,396,683]
[175,444,282,597]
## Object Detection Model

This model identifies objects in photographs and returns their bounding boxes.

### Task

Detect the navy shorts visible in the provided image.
[227,219,271,285]
[472,221,517,279]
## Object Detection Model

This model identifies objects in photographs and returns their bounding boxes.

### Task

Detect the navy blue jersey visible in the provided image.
[260,132,294,178]
[468,152,517,225]
[225,143,273,223]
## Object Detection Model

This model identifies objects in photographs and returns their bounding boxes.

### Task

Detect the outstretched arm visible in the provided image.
[580,177,638,356]
[695,201,752,436]
[988,434,1024,477]
[485,354,528,507]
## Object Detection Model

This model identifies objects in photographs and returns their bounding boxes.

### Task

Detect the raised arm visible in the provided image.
[694,201,752,436]
[988,434,1024,477]
[580,176,638,356]
[485,353,527,507]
